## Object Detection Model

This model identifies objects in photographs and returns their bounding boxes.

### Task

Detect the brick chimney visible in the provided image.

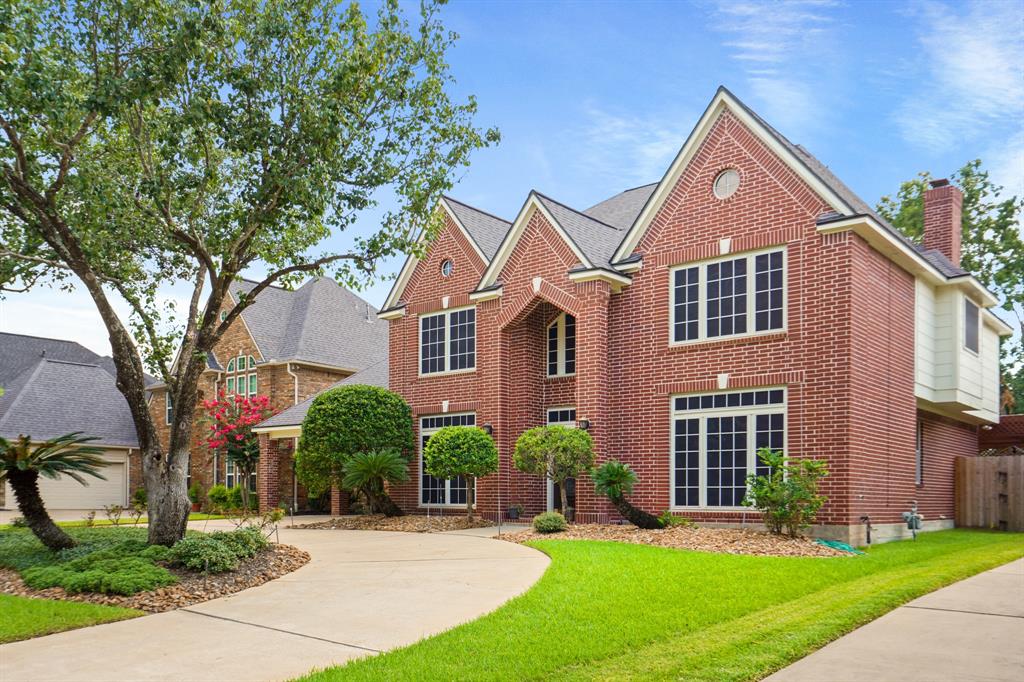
[922,178,962,266]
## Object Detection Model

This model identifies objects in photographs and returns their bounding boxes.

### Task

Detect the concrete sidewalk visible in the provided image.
[0,522,549,682]
[767,558,1024,682]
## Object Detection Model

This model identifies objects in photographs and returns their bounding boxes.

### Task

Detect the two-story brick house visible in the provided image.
[372,87,1010,543]
[147,276,387,511]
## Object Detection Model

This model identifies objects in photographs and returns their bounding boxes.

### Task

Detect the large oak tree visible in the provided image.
[0,0,497,544]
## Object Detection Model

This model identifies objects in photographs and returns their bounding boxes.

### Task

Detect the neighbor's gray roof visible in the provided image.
[0,358,139,447]
[256,359,389,429]
[534,193,628,269]
[443,196,512,261]
[231,277,387,371]
[583,183,658,230]
[1,333,110,386]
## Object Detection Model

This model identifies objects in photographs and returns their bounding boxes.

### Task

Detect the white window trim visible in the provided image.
[248,373,257,396]
[669,387,787,512]
[546,407,577,511]
[417,305,477,377]
[226,376,236,394]
[546,313,577,378]
[668,246,787,347]
[418,412,476,508]
[165,393,173,426]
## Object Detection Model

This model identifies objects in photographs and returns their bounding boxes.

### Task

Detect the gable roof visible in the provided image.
[230,277,387,372]
[442,196,512,261]
[534,193,628,269]
[0,334,140,448]
[254,359,389,431]
[583,183,658,230]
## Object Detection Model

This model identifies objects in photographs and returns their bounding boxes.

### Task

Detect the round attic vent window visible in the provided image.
[713,169,740,200]
[440,259,454,277]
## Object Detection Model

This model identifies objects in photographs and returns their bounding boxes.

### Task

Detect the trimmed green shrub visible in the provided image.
[207,484,230,509]
[533,511,567,534]
[21,553,176,595]
[514,426,593,522]
[658,510,694,528]
[131,487,147,508]
[743,448,829,537]
[424,427,498,520]
[296,385,414,496]
[210,528,268,559]
[169,535,239,573]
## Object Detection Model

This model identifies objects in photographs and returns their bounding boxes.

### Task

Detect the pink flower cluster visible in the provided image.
[201,392,274,451]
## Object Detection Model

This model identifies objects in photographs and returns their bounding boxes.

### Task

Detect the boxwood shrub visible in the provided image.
[533,511,568,534]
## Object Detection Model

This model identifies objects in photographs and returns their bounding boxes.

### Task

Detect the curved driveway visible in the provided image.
[0,520,549,682]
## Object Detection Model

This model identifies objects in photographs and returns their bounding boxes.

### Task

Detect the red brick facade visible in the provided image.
[385,106,982,541]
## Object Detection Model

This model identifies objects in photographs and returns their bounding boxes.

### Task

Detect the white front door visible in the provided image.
[545,408,577,512]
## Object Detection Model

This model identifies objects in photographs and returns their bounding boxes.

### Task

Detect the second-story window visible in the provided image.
[224,354,257,395]
[420,307,476,375]
[671,248,785,344]
[547,313,576,377]
[165,393,174,425]
[964,298,979,353]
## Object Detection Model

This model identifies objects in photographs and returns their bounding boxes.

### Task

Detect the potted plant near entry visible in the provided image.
[507,503,524,520]
[188,483,203,513]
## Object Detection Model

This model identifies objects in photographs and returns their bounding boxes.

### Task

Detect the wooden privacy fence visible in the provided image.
[955,456,1024,532]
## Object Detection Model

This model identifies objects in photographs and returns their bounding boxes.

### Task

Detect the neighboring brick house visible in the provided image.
[147,277,387,511]
[372,87,1011,544]
[0,333,150,510]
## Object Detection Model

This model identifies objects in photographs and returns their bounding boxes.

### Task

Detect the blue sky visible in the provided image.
[3,0,1022,356]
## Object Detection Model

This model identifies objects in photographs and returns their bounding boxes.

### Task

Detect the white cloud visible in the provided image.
[711,0,841,133]
[894,1,1024,160]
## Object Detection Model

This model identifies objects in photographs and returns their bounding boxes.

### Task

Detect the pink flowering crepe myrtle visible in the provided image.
[200,392,276,509]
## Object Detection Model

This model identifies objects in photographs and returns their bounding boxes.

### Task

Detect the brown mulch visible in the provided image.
[0,544,310,613]
[499,524,845,558]
[295,514,494,533]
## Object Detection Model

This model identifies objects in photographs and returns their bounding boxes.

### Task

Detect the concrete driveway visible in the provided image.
[767,558,1024,682]
[0,519,549,682]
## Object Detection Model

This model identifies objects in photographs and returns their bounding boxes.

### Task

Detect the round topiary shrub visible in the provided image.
[533,511,567,534]
[295,385,414,501]
[423,426,498,520]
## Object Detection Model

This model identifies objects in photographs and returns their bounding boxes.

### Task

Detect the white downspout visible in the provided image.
[286,362,299,405]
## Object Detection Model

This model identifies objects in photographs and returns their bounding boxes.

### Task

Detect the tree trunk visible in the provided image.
[6,469,76,551]
[144,444,191,546]
[612,496,662,530]
[379,492,404,517]
[559,480,572,523]
[466,476,475,521]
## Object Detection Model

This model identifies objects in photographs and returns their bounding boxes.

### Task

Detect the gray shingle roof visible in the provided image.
[443,196,512,261]
[0,358,139,447]
[231,277,387,371]
[534,193,628,269]
[583,183,658,230]
[1,333,109,387]
[256,359,389,429]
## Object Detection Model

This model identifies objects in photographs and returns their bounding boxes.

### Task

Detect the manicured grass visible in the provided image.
[0,594,141,643]
[301,530,1024,681]
[0,512,226,530]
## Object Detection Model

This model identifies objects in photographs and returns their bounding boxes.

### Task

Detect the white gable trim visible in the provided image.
[477,193,594,290]
[612,88,855,262]
[381,200,488,312]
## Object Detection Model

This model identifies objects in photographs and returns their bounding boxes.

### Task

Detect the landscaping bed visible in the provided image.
[296,514,494,533]
[0,526,309,613]
[499,524,844,557]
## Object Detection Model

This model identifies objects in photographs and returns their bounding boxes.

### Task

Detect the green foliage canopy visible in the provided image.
[743,449,828,537]
[296,385,414,495]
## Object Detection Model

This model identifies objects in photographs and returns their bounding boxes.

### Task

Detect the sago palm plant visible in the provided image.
[342,449,409,517]
[0,433,107,550]
[593,460,663,529]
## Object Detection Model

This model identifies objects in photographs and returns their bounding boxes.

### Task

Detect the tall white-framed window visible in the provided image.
[419,307,476,375]
[226,376,235,394]
[964,298,979,353]
[671,388,786,508]
[420,413,475,506]
[165,393,174,425]
[546,313,576,377]
[915,420,924,486]
[247,373,257,397]
[670,247,786,344]
[546,407,577,512]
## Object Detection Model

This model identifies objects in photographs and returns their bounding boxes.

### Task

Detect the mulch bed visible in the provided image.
[499,524,845,558]
[295,514,494,533]
[0,544,310,613]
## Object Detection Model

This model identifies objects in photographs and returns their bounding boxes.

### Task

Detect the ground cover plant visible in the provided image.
[0,594,141,644]
[300,530,1024,681]
[0,513,226,530]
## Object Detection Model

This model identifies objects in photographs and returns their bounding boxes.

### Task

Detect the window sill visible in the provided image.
[417,367,477,379]
[418,503,471,509]
[545,373,576,381]
[670,506,752,513]
[668,330,787,351]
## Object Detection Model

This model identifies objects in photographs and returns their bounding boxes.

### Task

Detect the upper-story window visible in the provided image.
[671,247,785,344]
[964,298,979,353]
[165,393,174,425]
[420,307,476,375]
[547,313,576,377]
[224,354,257,395]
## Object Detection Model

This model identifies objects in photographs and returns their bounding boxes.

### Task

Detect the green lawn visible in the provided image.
[0,594,141,643]
[302,530,1024,682]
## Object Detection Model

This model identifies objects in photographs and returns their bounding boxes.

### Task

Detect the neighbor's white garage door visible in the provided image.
[4,450,127,510]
